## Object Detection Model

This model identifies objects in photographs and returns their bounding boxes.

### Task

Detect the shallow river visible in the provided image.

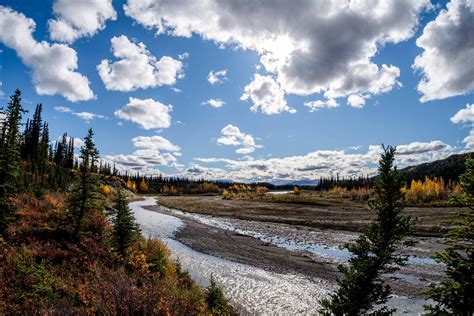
[130,197,428,315]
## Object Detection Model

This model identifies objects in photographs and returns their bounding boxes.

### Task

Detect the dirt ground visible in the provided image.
[156,194,459,236]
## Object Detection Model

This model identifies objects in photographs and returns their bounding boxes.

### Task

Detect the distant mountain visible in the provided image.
[400,152,474,182]
[273,179,320,187]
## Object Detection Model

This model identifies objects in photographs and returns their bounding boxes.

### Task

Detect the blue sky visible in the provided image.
[1,0,473,182]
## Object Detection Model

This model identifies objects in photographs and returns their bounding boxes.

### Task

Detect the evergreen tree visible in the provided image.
[111,188,140,256]
[38,122,49,182]
[29,104,43,169]
[424,158,474,315]
[321,145,412,315]
[0,89,27,233]
[205,275,232,314]
[66,128,102,239]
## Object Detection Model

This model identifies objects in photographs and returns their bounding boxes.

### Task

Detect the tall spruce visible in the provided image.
[38,122,49,182]
[424,158,474,314]
[321,145,412,315]
[111,188,140,256]
[66,128,102,239]
[0,89,27,233]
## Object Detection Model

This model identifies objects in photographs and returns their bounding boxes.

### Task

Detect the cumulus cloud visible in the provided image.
[347,94,367,108]
[396,140,451,155]
[241,74,295,115]
[132,135,180,153]
[124,0,428,107]
[97,35,183,92]
[114,97,172,130]
[193,140,453,182]
[54,106,106,122]
[207,69,227,85]
[451,103,474,124]
[201,98,225,108]
[217,124,262,154]
[48,0,116,43]
[104,135,181,173]
[304,99,339,112]
[413,0,474,102]
[0,6,94,102]
[462,130,474,150]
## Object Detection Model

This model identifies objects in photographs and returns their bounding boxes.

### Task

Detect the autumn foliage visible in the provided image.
[401,176,461,205]
[0,193,222,315]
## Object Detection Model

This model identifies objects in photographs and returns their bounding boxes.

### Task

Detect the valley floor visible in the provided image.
[140,194,456,313]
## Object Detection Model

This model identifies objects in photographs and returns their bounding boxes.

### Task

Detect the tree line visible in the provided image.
[0,89,139,254]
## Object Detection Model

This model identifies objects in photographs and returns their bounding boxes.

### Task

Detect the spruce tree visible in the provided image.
[321,145,412,315]
[111,188,140,256]
[424,158,474,314]
[0,89,27,233]
[66,128,102,239]
[38,122,49,182]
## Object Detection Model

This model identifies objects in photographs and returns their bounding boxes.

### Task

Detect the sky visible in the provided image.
[0,0,473,183]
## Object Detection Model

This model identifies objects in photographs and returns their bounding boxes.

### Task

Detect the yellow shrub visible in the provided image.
[293,186,300,195]
[222,189,231,199]
[101,184,111,195]
[128,251,150,274]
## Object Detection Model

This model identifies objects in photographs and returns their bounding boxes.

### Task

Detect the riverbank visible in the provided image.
[146,200,445,298]
[157,194,457,236]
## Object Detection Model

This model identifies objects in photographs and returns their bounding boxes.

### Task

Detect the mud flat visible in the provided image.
[157,195,457,236]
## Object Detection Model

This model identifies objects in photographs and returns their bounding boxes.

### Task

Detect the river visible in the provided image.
[130,197,429,315]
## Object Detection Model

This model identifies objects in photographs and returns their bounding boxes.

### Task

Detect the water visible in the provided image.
[158,203,439,266]
[130,198,332,314]
[130,197,429,315]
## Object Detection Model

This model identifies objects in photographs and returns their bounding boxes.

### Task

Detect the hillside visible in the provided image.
[400,152,474,182]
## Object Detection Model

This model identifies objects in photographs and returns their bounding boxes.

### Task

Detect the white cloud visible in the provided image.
[207,69,227,85]
[451,103,474,124]
[201,98,225,108]
[48,0,116,43]
[0,6,94,102]
[241,74,296,115]
[347,94,367,108]
[54,106,106,122]
[193,140,454,182]
[73,111,106,121]
[396,140,451,155]
[74,137,85,149]
[114,97,172,130]
[132,135,180,153]
[178,52,189,60]
[104,135,181,173]
[304,99,339,112]
[97,35,183,92]
[413,0,474,102]
[124,0,428,104]
[217,124,262,154]
[462,130,474,150]
[54,106,72,113]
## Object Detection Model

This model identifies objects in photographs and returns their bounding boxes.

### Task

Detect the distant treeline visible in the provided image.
[117,172,277,195]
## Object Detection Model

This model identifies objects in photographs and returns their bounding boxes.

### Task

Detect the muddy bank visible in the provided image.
[175,215,338,282]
